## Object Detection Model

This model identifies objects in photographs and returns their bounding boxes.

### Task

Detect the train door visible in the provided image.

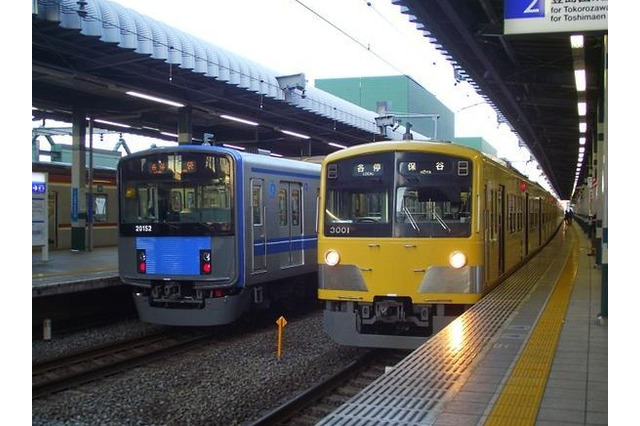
[277,181,304,268]
[537,198,543,247]
[498,185,505,275]
[524,193,529,256]
[251,179,267,273]
[483,184,491,283]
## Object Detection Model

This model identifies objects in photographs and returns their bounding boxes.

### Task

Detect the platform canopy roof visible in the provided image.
[394,0,607,200]
[32,0,417,160]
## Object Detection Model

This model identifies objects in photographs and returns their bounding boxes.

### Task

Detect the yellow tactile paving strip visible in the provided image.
[483,228,578,425]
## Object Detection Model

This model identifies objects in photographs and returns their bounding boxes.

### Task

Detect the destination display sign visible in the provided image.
[352,162,384,177]
[398,159,470,176]
[504,0,607,35]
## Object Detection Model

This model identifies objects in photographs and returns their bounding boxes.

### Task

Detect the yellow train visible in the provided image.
[317,140,563,349]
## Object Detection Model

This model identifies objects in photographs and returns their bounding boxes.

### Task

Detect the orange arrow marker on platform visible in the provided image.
[276,316,288,360]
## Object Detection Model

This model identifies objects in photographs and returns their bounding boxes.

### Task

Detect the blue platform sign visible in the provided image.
[32,172,48,250]
[505,0,545,19]
[32,182,46,194]
[504,0,607,35]
[72,187,79,222]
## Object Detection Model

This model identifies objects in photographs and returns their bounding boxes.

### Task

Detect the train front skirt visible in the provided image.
[133,289,252,326]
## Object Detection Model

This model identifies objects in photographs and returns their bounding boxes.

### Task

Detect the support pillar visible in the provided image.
[71,109,87,251]
[178,106,192,145]
[597,34,608,323]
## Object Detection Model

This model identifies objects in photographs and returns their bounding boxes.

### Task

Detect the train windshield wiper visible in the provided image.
[432,206,451,233]
[403,206,420,232]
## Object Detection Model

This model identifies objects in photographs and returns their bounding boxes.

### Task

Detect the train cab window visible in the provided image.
[119,153,234,234]
[394,185,471,238]
[325,190,389,223]
[323,154,394,237]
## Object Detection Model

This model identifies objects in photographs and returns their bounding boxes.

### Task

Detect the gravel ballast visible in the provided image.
[32,312,369,425]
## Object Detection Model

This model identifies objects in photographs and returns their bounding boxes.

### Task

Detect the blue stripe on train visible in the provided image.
[136,236,211,275]
[253,235,317,256]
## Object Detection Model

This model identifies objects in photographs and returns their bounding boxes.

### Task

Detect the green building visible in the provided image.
[315,75,455,141]
[453,136,497,157]
[316,75,499,156]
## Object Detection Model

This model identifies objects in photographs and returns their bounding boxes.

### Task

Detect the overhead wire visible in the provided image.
[292,0,412,77]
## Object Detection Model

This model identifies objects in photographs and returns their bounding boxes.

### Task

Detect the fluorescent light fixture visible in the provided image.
[578,147,585,154]
[579,137,586,145]
[281,129,310,139]
[160,132,178,138]
[579,122,587,133]
[94,119,131,128]
[574,69,586,91]
[223,143,245,151]
[220,114,259,126]
[126,91,185,108]
[570,35,584,49]
[328,142,347,149]
[577,102,587,116]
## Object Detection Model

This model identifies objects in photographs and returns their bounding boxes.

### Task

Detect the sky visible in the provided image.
[31,0,543,189]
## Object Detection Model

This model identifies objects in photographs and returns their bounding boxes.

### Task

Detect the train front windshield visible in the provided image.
[119,152,234,235]
[324,151,472,238]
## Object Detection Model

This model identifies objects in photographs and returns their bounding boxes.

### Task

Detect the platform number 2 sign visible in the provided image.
[504,0,545,19]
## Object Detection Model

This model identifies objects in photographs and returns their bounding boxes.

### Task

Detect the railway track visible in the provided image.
[248,348,411,425]
[32,330,214,399]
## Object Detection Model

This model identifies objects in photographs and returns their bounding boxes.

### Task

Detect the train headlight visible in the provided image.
[449,251,467,269]
[324,249,340,266]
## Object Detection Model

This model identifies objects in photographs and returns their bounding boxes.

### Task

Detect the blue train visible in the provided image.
[117,145,320,326]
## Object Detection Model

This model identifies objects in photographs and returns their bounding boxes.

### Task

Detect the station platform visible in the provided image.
[32,245,120,297]
[318,224,608,425]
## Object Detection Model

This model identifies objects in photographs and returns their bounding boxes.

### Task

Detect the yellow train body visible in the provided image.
[317,141,562,349]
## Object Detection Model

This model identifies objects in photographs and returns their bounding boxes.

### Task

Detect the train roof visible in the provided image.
[32,160,116,173]
[322,140,487,162]
[117,144,321,173]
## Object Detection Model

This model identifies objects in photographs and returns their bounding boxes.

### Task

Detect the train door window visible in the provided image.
[252,183,263,226]
[291,187,300,226]
[517,197,523,231]
[278,188,288,226]
[93,193,108,222]
[489,189,496,241]
[507,194,515,234]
